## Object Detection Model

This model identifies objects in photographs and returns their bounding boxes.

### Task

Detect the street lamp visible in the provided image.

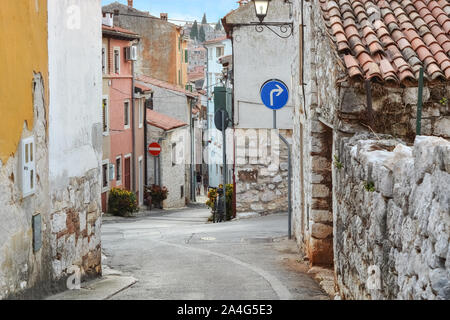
[254,0,270,23]
[249,0,293,39]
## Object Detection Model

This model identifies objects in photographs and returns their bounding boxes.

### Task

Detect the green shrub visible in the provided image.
[364,181,375,192]
[334,155,343,170]
[108,187,139,217]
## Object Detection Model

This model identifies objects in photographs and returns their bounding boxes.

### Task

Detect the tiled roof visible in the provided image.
[319,0,450,84]
[135,83,152,92]
[102,25,140,39]
[203,36,228,45]
[136,74,199,98]
[146,109,187,131]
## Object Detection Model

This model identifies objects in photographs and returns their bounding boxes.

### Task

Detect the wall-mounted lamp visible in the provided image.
[250,0,293,39]
[254,0,271,23]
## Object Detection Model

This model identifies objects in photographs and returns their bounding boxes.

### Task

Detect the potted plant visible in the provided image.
[146,185,168,209]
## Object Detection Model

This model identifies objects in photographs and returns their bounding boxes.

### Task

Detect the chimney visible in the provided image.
[102,12,114,27]
[160,13,168,21]
[127,0,133,7]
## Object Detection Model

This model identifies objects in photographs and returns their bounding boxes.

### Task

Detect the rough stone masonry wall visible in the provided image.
[49,168,102,281]
[336,82,450,142]
[291,0,343,265]
[334,134,449,300]
[0,74,53,299]
[235,129,292,215]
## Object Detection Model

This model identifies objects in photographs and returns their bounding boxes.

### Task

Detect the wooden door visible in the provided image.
[124,157,131,191]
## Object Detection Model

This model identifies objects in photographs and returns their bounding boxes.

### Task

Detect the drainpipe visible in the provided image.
[131,60,136,192]
[204,46,211,188]
[190,98,196,202]
[144,94,151,188]
[157,134,167,187]
[231,34,237,219]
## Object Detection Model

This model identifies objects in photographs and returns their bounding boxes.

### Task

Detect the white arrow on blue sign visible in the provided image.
[260,79,289,110]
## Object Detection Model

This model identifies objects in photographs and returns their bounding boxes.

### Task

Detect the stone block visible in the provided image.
[52,212,67,234]
[433,118,450,138]
[312,184,330,198]
[250,203,264,212]
[261,191,276,203]
[311,210,332,223]
[311,223,333,239]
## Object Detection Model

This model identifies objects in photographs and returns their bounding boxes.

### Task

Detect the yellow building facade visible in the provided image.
[0,0,48,164]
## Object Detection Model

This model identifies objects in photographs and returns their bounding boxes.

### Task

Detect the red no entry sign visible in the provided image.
[148,142,161,156]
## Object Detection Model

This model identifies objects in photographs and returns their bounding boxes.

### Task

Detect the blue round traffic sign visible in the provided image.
[260,79,289,110]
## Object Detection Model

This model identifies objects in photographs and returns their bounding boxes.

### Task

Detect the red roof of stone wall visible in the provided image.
[319,0,450,84]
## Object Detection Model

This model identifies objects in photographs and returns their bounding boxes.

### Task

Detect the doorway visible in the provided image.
[124,156,131,191]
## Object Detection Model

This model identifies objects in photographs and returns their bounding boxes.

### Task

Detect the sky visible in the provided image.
[101,0,239,25]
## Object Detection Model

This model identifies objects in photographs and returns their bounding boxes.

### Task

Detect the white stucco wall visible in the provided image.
[47,0,103,281]
[227,0,295,130]
[48,0,103,188]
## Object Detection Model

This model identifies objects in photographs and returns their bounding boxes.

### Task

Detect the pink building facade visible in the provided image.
[101,24,148,212]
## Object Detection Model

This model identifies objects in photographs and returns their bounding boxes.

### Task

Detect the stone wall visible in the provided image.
[291,0,342,265]
[334,134,449,300]
[290,0,450,270]
[146,125,188,209]
[335,82,450,142]
[235,129,292,215]
[50,168,102,280]
[0,74,52,299]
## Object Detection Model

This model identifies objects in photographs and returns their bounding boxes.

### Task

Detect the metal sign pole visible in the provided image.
[273,110,292,240]
[222,110,227,221]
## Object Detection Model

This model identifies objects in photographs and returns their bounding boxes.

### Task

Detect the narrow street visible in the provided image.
[101,206,329,300]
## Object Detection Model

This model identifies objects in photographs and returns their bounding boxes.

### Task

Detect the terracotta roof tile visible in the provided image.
[146,109,187,131]
[320,0,450,84]
[136,75,198,99]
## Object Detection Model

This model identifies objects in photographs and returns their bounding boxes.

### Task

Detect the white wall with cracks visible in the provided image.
[47,0,103,283]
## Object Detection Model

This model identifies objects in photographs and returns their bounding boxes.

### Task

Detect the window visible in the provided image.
[116,156,122,185]
[114,48,120,74]
[216,46,224,58]
[138,100,143,128]
[102,47,107,74]
[185,49,188,63]
[20,136,36,197]
[102,97,109,134]
[102,161,109,191]
[180,185,184,199]
[172,143,177,166]
[178,70,181,85]
[124,101,130,128]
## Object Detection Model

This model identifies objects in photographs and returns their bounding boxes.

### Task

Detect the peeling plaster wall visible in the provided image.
[47,0,103,281]
[334,134,450,300]
[0,74,52,299]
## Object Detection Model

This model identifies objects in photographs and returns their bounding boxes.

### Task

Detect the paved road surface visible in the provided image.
[101,205,329,300]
